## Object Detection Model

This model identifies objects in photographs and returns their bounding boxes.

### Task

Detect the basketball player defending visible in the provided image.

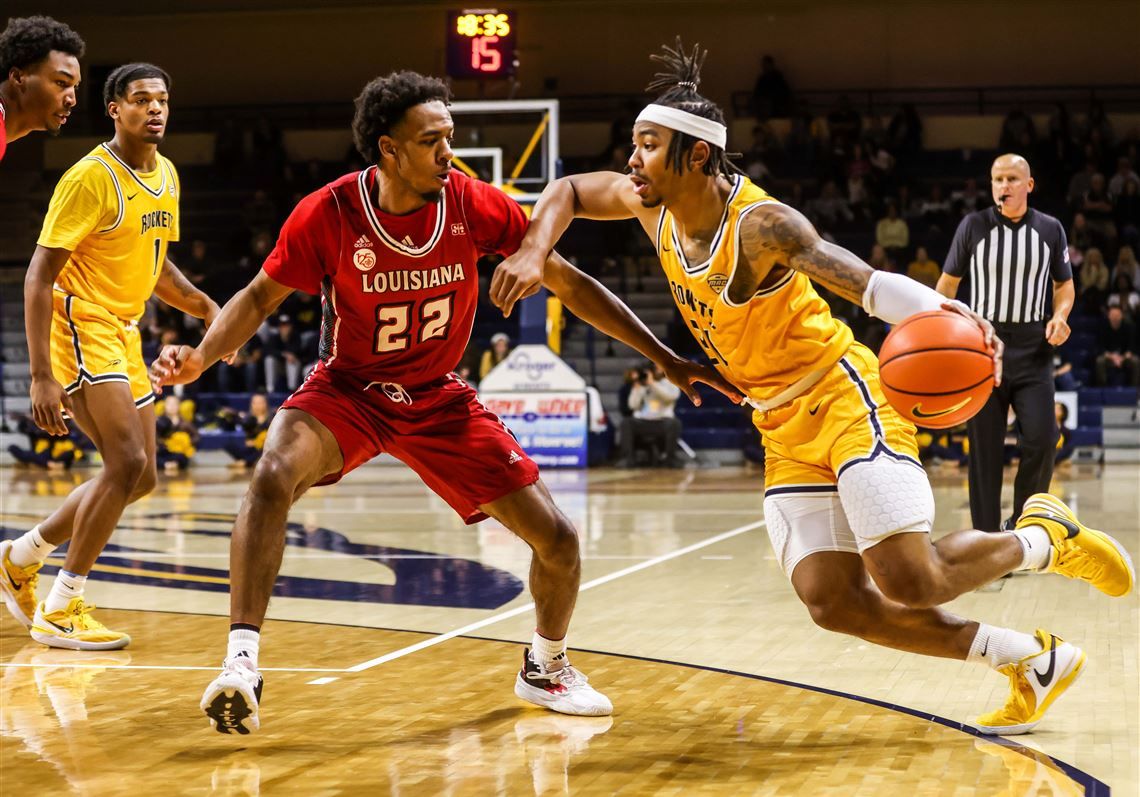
[490,40,1135,735]
[151,71,736,734]
[0,16,85,162]
[1,64,226,650]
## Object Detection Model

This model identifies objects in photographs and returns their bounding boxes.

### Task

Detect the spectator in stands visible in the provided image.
[752,54,792,119]
[242,190,278,239]
[1108,157,1139,199]
[1053,349,1079,392]
[1078,247,1111,313]
[1069,212,1094,252]
[1048,104,1074,166]
[156,395,198,473]
[1111,245,1139,287]
[906,246,941,289]
[225,393,274,469]
[951,177,985,217]
[867,243,895,272]
[917,183,954,236]
[1080,173,1117,249]
[1115,178,1140,250]
[215,334,264,393]
[827,94,862,158]
[805,180,854,232]
[887,103,923,161]
[179,240,212,288]
[480,332,512,379]
[875,202,909,261]
[1095,305,1139,386]
[265,315,305,392]
[250,117,287,182]
[743,123,780,181]
[916,425,968,467]
[1080,100,1115,149]
[999,106,1036,152]
[617,363,682,468]
[7,414,83,470]
[1054,403,1074,466]
[1107,272,1140,320]
[1066,156,1098,209]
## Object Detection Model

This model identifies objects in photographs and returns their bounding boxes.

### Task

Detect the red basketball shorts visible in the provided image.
[281,364,539,523]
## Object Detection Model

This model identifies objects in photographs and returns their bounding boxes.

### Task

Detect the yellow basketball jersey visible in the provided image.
[656,175,853,404]
[39,143,180,321]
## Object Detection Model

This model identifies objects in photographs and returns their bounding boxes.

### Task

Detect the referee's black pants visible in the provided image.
[966,323,1059,532]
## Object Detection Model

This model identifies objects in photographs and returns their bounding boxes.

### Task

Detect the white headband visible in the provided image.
[636,103,727,149]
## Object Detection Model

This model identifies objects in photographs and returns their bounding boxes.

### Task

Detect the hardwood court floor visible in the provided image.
[1,461,1136,795]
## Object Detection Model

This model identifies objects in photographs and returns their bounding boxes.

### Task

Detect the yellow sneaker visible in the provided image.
[1017,492,1135,597]
[972,629,1086,735]
[30,598,131,651]
[0,540,41,628]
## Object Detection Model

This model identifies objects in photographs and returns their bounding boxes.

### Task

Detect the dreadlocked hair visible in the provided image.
[645,37,743,177]
[352,71,451,165]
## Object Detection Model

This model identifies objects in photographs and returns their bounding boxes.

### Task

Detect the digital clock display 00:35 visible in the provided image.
[446,9,517,79]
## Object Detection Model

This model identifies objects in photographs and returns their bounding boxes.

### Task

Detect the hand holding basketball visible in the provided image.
[878,308,1002,429]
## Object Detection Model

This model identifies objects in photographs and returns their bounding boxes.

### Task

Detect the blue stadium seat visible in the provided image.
[1078,388,1104,407]
[1071,427,1103,447]
[1103,387,1138,406]
[1077,407,1102,427]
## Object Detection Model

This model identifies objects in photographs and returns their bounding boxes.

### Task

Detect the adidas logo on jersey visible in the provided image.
[402,235,414,246]
[353,234,374,249]
[508,450,523,464]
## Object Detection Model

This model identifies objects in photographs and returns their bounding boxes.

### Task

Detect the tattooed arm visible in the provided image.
[736,203,872,303]
[736,203,1004,384]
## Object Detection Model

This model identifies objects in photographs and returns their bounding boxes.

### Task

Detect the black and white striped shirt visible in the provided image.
[943,207,1072,324]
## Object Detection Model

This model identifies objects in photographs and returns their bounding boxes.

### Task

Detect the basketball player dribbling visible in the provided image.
[150,70,737,734]
[490,40,1135,735]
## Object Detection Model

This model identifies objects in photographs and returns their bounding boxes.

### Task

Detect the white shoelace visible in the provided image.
[531,663,588,687]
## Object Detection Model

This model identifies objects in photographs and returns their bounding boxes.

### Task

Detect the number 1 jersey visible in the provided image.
[263,167,527,387]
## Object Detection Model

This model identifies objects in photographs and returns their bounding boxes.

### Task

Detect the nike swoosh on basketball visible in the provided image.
[1033,635,1057,686]
[911,397,971,419]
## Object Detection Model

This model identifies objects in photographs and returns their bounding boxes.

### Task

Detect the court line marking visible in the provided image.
[334,519,766,680]
[0,664,344,673]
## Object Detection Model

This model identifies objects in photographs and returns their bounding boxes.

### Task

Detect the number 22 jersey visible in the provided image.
[263,168,527,387]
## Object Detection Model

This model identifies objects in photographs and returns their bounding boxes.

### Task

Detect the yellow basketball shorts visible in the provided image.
[50,291,155,407]
[756,343,934,575]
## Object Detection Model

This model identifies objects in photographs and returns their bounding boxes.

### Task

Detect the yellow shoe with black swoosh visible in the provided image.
[30,598,131,651]
[0,540,41,628]
[972,629,1085,735]
[1017,492,1135,597]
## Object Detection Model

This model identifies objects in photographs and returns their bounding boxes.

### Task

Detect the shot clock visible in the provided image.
[446,9,517,79]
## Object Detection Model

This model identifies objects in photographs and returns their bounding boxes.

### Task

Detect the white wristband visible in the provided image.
[862,270,948,325]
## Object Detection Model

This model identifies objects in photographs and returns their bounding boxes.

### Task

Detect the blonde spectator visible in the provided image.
[480,332,512,379]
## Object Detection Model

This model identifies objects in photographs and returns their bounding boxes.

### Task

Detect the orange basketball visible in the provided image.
[878,310,995,429]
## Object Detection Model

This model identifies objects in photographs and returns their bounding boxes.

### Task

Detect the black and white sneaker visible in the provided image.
[514,648,613,716]
[201,654,264,734]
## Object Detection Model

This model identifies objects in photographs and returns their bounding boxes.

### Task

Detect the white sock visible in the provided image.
[531,630,567,669]
[227,628,261,670]
[44,570,86,614]
[1012,524,1052,571]
[967,623,1042,669]
[9,525,57,568]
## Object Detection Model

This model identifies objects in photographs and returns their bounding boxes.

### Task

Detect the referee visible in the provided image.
[937,154,1075,532]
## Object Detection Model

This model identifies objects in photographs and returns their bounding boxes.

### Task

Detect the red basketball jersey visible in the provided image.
[0,102,8,163]
[263,168,527,387]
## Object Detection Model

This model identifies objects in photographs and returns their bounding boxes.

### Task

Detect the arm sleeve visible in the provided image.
[1049,220,1073,281]
[462,178,530,257]
[37,173,111,250]
[942,215,974,277]
[261,189,334,295]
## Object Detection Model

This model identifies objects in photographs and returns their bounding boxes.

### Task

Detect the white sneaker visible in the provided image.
[201,654,263,735]
[514,648,613,717]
